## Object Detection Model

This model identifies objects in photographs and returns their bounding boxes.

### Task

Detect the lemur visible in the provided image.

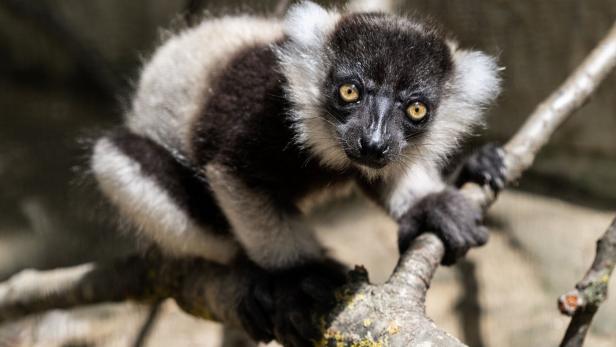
[90,2,505,346]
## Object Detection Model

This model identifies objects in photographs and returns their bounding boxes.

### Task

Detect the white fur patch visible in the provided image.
[451,49,502,106]
[384,163,446,219]
[284,1,339,48]
[403,46,502,172]
[277,2,349,170]
[206,164,324,270]
[128,16,283,159]
[91,138,238,264]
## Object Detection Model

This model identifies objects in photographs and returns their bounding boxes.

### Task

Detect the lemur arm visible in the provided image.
[204,163,325,270]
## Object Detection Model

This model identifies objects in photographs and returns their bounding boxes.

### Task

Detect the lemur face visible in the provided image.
[278,1,501,175]
[323,14,453,169]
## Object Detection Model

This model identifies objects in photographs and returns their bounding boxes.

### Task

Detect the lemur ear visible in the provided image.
[283,1,339,47]
[450,46,502,106]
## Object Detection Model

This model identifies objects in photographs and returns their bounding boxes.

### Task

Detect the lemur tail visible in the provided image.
[90,128,238,264]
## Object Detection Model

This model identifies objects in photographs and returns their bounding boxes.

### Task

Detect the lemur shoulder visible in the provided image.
[91,2,506,345]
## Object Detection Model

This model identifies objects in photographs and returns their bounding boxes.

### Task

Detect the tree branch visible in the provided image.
[0,13,614,347]
[558,218,616,347]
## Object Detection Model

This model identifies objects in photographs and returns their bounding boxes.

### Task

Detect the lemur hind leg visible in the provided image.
[91,129,238,264]
[205,164,348,346]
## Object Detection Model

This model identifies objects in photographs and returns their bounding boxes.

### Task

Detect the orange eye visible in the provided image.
[339,84,360,103]
[406,102,428,121]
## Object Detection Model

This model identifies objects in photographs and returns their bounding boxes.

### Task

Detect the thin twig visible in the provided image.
[133,300,163,347]
[558,218,616,347]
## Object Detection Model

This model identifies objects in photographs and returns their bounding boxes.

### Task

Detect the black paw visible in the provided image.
[235,258,347,346]
[270,259,348,347]
[398,189,488,266]
[456,143,507,193]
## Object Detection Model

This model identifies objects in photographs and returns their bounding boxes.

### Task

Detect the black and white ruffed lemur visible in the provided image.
[90,2,506,345]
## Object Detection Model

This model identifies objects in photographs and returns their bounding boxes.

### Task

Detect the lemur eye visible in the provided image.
[406,102,428,121]
[339,84,360,103]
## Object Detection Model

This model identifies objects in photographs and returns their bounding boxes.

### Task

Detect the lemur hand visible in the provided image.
[237,259,348,347]
[398,189,488,265]
[455,143,507,193]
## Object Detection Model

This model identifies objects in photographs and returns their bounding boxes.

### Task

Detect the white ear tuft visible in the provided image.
[452,50,502,106]
[284,1,339,47]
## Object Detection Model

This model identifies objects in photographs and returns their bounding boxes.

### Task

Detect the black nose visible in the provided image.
[360,136,389,160]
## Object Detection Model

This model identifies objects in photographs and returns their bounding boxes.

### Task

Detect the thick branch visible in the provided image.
[558,218,616,347]
[0,12,615,347]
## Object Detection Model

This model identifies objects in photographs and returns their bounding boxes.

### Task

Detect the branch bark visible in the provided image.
[0,13,614,347]
[558,218,616,347]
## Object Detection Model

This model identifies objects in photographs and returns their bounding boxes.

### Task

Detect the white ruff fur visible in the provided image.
[92,138,238,263]
[276,2,350,170]
[278,2,501,181]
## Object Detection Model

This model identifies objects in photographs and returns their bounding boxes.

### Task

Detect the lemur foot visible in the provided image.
[271,259,347,347]
[398,189,488,265]
[456,143,507,193]
[237,259,347,347]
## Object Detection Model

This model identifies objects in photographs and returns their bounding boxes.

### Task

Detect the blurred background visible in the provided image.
[0,0,614,346]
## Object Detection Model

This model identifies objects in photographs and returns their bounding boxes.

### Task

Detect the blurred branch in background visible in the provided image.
[559,218,616,347]
[0,0,120,101]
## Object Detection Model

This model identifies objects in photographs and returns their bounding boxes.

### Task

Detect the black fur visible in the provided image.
[191,42,354,211]
[398,188,488,265]
[236,257,348,346]
[109,129,231,234]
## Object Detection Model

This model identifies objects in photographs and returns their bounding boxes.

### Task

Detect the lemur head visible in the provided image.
[277,1,501,178]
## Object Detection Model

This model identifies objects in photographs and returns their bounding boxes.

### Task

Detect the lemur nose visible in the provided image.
[360,136,389,159]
